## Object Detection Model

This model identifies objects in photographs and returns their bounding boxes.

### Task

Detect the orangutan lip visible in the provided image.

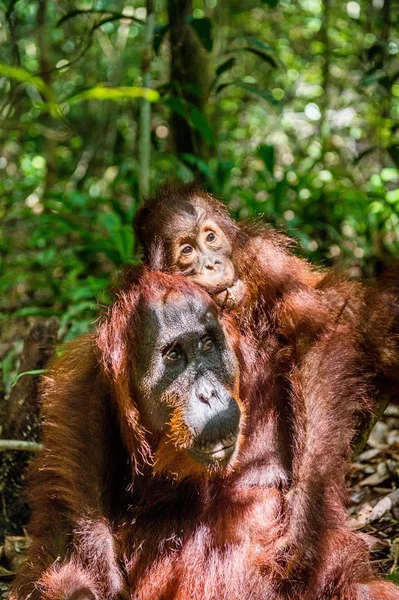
[191,433,238,463]
[208,284,233,295]
[209,275,242,296]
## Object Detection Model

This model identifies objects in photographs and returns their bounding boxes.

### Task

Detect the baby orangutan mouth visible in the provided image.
[190,430,239,466]
[211,279,246,309]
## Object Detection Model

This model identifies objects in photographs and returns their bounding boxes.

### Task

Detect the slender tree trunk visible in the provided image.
[167,0,209,156]
[37,0,56,193]
[320,0,331,153]
[138,0,155,200]
[102,1,132,168]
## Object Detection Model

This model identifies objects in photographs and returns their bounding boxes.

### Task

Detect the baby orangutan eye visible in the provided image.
[181,245,193,256]
[206,232,217,243]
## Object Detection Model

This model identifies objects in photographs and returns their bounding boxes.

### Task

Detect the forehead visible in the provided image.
[165,200,209,236]
[139,290,221,342]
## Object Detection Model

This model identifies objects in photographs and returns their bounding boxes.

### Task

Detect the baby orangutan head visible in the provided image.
[134,183,246,307]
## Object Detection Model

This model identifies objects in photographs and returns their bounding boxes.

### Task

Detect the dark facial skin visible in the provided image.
[132,290,243,469]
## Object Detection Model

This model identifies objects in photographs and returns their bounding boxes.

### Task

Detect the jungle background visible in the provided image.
[0,0,399,590]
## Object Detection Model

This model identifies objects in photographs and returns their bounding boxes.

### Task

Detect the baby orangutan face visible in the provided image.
[165,203,246,307]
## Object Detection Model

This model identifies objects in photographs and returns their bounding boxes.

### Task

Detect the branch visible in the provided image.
[0,440,43,452]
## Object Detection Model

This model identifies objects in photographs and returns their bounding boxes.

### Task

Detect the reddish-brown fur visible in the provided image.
[133,183,399,591]
[10,269,399,600]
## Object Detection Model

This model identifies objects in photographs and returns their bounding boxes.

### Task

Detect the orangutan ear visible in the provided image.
[148,236,167,271]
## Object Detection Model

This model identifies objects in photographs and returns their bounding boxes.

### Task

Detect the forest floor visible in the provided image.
[347,403,399,581]
[0,406,398,598]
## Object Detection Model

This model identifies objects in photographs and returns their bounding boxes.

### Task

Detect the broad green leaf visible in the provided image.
[186,17,213,52]
[163,96,187,118]
[189,107,214,144]
[258,144,275,173]
[261,0,279,6]
[99,211,122,232]
[67,86,159,105]
[0,63,62,118]
[236,36,278,56]
[181,154,214,181]
[235,82,281,110]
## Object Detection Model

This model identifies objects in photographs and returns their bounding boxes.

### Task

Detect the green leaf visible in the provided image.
[12,369,46,387]
[189,107,214,144]
[61,301,96,322]
[387,568,399,585]
[212,59,236,91]
[236,36,278,56]
[235,82,281,110]
[98,213,134,262]
[99,212,122,232]
[0,63,62,118]
[181,154,215,182]
[67,86,159,105]
[186,17,213,52]
[57,9,144,28]
[13,307,60,317]
[154,24,169,54]
[216,58,236,77]
[362,70,387,87]
[163,96,187,118]
[215,82,231,95]
[258,144,275,173]
[240,47,279,68]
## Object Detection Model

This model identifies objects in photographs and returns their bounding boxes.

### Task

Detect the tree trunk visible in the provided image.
[167,0,210,156]
[138,0,156,200]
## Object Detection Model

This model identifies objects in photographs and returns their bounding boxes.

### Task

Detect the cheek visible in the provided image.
[220,347,240,393]
[134,363,175,433]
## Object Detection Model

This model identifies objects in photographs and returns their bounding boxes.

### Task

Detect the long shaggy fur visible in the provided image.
[10,262,399,599]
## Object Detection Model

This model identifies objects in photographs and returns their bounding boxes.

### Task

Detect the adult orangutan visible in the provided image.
[133,181,399,578]
[10,269,399,600]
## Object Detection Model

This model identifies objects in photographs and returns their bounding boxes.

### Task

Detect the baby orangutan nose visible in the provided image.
[204,256,222,271]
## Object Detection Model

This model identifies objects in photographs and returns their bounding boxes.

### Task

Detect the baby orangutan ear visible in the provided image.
[147,236,167,271]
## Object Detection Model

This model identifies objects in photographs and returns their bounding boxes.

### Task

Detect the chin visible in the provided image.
[211,279,246,309]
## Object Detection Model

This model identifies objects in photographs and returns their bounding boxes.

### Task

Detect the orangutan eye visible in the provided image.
[163,345,183,365]
[206,232,217,243]
[181,245,193,255]
[201,336,215,352]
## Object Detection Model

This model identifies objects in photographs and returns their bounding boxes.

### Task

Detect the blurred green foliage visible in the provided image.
[0,0,399,341]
